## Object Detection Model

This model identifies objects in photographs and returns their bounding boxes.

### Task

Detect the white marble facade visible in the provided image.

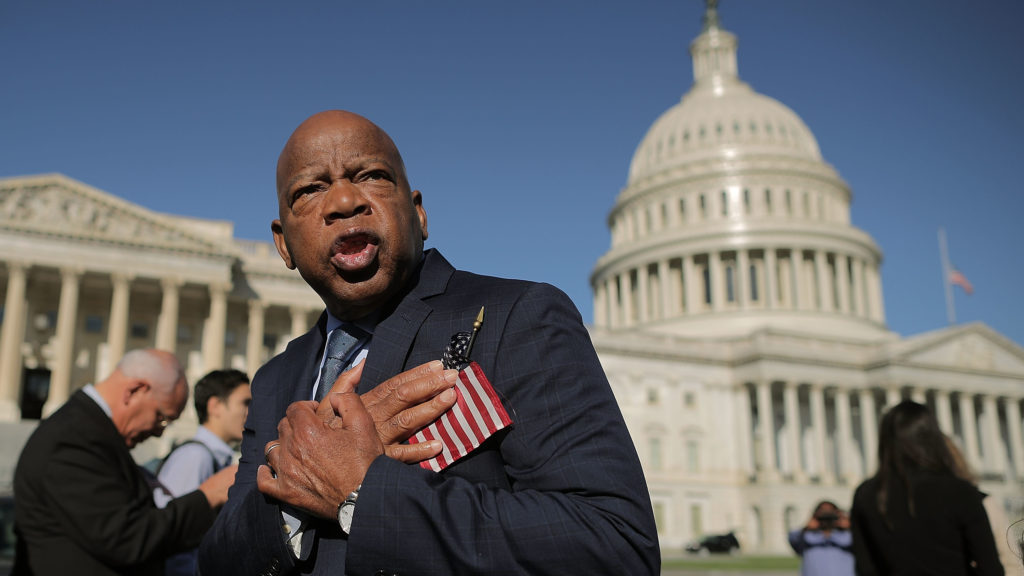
[590,3,1024,556]
[0,173,321,436]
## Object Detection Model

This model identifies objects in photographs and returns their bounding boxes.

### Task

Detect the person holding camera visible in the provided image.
[788,500,855,576]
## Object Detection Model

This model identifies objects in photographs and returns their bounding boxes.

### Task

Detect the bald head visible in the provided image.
[100,349,189,447]
[271,110,428,320]
[276,110,409,199]
[115,349,185,398]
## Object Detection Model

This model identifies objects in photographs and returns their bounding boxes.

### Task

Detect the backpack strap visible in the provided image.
[155,439,224,476]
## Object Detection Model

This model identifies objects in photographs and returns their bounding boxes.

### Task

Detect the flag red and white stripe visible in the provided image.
[409,362,512,472]
[949,268,974,295]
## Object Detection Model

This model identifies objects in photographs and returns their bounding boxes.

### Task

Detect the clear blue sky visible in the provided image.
[2,1,1022,346]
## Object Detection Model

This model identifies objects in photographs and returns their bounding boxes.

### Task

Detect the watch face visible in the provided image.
[339,502,356,533]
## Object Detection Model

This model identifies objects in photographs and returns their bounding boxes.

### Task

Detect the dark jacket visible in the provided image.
[850,472,1003,576]
[199,249,660,575]
[13,390,216,576]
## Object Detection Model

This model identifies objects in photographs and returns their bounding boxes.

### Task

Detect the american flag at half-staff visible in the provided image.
[409,362,512,472]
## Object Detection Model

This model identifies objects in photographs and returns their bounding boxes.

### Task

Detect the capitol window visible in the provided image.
[750,265,759,301]
[726,265,735,303]
[84,315,103,334]
[649,437,663,471]
[686,440,700,473]
[130,323,148,339]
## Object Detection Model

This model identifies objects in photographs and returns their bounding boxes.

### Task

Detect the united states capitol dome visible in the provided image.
[591,2,888,341]
[628,6,823,186]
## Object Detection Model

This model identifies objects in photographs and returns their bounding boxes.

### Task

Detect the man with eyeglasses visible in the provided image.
[12,348,237,576]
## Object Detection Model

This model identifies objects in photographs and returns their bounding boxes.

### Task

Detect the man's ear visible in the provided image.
[206,396,224,420]
[412,190,428,241]
[271,220,295,269]
[123,380,147,405]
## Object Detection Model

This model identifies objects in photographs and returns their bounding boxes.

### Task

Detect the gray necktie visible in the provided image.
[314,325,368,402]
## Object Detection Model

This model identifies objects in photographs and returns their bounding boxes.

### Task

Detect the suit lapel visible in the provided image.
[275,313,328,417]
[359,250,454,393]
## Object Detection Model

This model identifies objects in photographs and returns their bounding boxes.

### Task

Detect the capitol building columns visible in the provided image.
[1006,398,1024,479]
[155,276,183,353]
[106,272,134,370]
[0,173,324,422]
[246,300,266,380]
[586,3,1024,552]
[42,267,83,416]
[200,282,230,373]
[0,261,29,419]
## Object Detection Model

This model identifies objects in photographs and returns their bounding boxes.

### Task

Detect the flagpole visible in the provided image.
[938,227,955,325]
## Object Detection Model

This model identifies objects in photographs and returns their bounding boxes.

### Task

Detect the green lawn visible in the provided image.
[663,555,800,571]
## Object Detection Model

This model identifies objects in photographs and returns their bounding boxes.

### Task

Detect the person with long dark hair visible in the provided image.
[850,400,1004,575]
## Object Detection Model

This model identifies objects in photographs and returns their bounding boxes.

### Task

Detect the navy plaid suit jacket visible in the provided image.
[199,249,659,575]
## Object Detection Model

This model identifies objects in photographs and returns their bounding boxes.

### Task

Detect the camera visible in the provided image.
[815,511,839,530]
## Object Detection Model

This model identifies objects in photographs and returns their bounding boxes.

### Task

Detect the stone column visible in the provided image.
[607,277,620,328]
[809,384,833,484]
[1005,398,1024,479]
[835,254,850,314]
[593,281,607,327]
[43,267,83,417]
[859,389,878,475]
[0,262,29,420]
[866,264,886,323]
[959,393,982,471]
[935,389,954,435]
[792,249,806,311]
[852,259,867,318]
[619,273,633,327]
[201,282,230,372]
[710,252,725,312]
[637,265,650,323]
[735,383,754,478]
[737,249,750,309]
[756,381,778,480]
[911,387,926,405]
[834,387,857,483]
[982,395,1005,475]
[155,276,183,353]
[814,251,832,312]
[783,382,806,482]
[246,300,266,379]
[106,273,133,370]
[658,260,674,319]
[885,387,902,411]
[765,248,778,310]
[290,306,310,339]
[684,254,701,314]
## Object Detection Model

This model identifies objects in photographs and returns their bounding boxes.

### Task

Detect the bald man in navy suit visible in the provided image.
[199,111,659,575]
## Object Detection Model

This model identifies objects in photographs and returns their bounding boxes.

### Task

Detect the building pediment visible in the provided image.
[0,174,234,258]
[882,323,1024,376]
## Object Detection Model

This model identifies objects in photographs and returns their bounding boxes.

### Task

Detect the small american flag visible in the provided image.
[409,362,512,472]
[949,268,974,295]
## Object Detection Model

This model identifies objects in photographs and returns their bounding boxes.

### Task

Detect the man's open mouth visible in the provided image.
[331,232,380,271]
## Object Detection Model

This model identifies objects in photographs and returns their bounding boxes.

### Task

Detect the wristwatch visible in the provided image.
[337,484,361,534]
